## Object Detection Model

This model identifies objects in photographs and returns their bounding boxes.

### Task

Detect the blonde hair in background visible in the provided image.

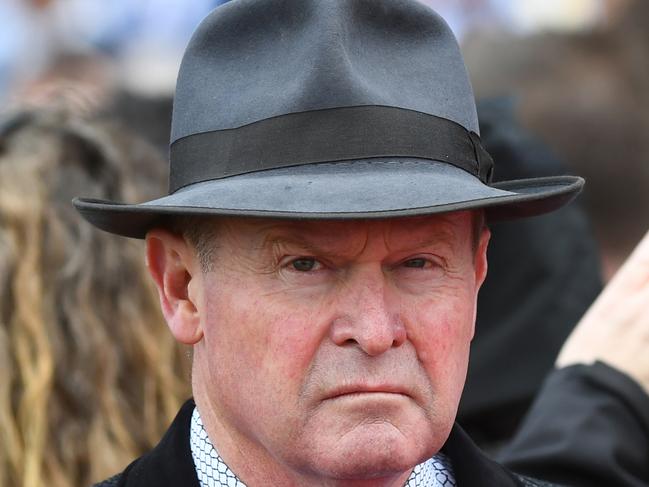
[0,109,191,487]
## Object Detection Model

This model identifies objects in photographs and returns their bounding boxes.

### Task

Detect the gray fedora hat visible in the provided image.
[74,0,583,239]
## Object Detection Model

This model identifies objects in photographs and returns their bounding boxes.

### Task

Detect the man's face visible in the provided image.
[188,211,489,483]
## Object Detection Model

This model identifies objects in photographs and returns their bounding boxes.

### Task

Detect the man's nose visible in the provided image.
[329,267,407,356]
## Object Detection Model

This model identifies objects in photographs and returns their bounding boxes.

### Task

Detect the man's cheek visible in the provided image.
[258,313,323,382]
[407,303,469,360]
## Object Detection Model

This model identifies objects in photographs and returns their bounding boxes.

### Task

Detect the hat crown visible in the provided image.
[171,0,479,144]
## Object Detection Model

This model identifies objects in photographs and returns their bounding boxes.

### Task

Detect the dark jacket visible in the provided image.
[500,362,649,487]
[94,399,551,487]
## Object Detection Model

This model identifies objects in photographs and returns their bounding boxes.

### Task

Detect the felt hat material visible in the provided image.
[74,0,583,238]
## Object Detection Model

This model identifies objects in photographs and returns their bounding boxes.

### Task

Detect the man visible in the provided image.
[74,0,584,485]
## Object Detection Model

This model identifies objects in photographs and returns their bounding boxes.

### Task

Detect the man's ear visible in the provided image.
[474,226,491,290]
[469,226,491,339]
[146,228,204,345]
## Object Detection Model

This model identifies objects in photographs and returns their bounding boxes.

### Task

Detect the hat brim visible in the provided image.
[73,159,583,239]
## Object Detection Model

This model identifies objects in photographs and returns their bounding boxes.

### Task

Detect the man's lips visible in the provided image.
[325,384,412,400]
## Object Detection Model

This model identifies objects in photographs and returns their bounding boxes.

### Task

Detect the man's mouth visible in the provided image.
[326,384,411,400]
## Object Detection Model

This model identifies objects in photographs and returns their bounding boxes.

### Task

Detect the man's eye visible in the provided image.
[291,258,319,272]
[403,258,428,269]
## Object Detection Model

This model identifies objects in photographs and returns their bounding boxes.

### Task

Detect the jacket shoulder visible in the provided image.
[90,399,198,487]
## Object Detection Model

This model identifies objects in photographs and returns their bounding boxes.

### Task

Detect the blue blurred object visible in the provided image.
[58,0,229,55]
[0,0,235,102]
[0,1,30,100]
[417,0,508,39]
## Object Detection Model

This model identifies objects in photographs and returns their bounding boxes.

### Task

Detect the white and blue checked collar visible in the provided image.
[190,407,456,487]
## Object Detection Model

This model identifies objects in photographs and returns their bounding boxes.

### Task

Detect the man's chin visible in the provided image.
[287,395,449,480]
[294,422,439,481]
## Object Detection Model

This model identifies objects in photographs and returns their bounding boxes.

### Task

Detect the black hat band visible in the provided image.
[169,105,494,193]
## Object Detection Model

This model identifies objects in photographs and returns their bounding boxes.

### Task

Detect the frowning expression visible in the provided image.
[189,211,489,483]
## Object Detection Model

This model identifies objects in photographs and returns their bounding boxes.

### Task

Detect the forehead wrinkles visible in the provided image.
[382,215,469,253]
[232,214,470,259]
[263,222,370,259]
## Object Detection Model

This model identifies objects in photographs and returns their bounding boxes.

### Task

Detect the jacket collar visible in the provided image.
[442,421,522,486]
[119,399,200,487]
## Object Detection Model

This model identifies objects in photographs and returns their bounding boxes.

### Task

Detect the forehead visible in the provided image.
[212,211,475,254]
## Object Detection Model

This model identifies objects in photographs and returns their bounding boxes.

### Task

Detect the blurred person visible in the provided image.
[499,227,649,485]
[6,47,174,158]
[0,108,191,487]
[8,49,174,154]
[463,0,649,280]
[459,98,603,450]
[9,52,118,119]
[461,98,646,484]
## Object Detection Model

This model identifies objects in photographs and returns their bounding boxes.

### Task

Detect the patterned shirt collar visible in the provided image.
[190,407,456,487]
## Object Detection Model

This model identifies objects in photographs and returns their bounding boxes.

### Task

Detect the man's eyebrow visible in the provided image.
[396,229,459,251]
[261,234,351,257]
[260,227,461,256]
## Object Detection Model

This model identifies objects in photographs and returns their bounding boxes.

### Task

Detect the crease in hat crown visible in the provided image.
[171,0,478,143]
[73,0,584,239]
